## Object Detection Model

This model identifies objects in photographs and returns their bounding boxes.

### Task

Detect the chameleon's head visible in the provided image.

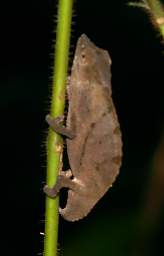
[72,34,112,85]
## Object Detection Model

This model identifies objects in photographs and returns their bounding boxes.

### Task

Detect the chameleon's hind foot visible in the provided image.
[44,174,77,198]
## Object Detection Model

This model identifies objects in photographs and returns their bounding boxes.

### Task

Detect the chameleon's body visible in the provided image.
[44,34,122,221]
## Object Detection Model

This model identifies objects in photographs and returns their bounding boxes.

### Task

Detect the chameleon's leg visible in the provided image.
[60,169,73,178]
[57,157,72,178]
[46,114,74,139]
[44,174,77,198]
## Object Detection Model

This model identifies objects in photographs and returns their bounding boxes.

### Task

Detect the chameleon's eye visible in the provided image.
[80,51,88,65]
[81,49,86,59]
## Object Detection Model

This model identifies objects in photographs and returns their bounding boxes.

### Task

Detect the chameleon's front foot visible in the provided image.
[46,114,74,139]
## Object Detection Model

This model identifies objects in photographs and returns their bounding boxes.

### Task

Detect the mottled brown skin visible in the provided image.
[44,34,122,221]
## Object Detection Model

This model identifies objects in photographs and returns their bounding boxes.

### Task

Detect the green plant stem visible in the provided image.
[44,1,73,256]
[129,0,164,39]
[147,0,164,38]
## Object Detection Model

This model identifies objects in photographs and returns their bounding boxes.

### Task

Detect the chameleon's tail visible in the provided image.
[59,190,95,221]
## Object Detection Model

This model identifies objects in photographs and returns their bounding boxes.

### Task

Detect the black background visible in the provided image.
[2,0,164,255]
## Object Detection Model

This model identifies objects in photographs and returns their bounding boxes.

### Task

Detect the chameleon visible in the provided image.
[44,34,122,221]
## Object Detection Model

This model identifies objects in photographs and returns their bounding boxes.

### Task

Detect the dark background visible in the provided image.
[2,0,164,255]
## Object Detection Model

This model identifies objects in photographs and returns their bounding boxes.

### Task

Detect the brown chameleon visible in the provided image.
[44,34,122,221]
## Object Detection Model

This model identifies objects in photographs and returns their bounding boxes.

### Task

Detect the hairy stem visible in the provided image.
[44,1,73,256]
